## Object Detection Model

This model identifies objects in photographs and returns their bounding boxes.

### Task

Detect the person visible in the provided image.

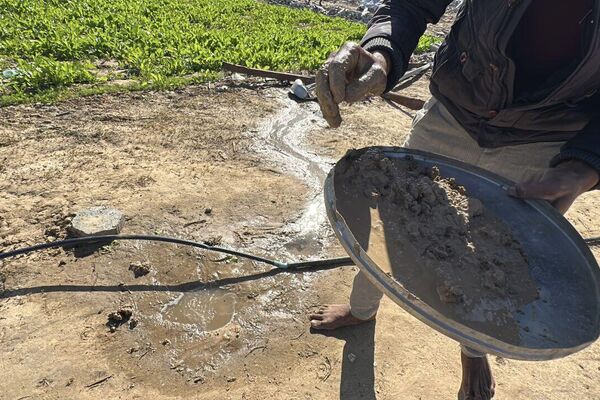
[310,1,600,399]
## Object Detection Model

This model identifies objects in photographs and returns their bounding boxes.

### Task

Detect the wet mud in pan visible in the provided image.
[334,150,539,344]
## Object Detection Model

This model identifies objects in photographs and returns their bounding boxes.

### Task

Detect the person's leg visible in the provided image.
[309,271,380,329]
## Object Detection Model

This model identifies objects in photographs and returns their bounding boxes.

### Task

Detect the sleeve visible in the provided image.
[360,0,452,92]
[550,116,600,189]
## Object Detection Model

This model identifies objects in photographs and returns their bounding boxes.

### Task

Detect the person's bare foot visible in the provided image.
[308,304,374,330]
[458,352,496,400]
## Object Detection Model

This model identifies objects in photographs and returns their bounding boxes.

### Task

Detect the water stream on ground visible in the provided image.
[135,96,336,375]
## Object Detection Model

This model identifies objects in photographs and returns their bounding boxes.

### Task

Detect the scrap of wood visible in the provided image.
[245,345,267,357]
[222,62,315,84]
[85,375,113,389]
[183,219,206,228]
[222,62,425,109]
[290,331,305,341]
[391,62,432,92]
[382,92,425,110]
[393,62,432,89]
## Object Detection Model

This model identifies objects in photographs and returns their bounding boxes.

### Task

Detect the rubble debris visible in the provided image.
[128,318,139,330]
[204,235,223,246]
[69,207,125,237]
[290,78,313,100]
[107,308,133,332]
[129,261,151,278]
[85,375,112,389]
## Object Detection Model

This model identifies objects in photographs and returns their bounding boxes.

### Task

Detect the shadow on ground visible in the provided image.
[312,321,377,400]
[0,264,345,299]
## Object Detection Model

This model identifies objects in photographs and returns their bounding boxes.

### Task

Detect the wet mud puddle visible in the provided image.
[160,289,237,330]
[126,96,334,384]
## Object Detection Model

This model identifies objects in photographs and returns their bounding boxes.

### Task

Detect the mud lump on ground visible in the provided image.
[335,150,539,341]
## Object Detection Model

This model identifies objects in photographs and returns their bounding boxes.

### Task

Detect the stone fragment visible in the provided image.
[107,308,133,332]
[69,207,125,237]
[129,261,151,278]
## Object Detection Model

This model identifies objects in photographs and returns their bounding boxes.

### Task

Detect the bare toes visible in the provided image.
[310,320,324,329]
[309,313,324,321]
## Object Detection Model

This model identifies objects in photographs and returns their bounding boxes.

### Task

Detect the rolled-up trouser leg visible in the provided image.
[461,345,486,358]
[349,270,384,320]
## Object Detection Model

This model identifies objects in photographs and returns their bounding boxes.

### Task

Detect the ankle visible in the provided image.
[461,345,486,358]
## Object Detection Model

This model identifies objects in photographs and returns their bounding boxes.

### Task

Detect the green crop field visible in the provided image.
[0,0,440,105]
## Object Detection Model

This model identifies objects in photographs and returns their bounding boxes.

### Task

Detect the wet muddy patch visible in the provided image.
[160,289,236,330]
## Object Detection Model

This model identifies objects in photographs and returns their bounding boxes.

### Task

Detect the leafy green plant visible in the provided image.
[0,0,440,104]
[5,57,95,93]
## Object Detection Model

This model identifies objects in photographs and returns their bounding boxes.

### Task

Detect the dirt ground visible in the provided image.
[1,69,599,400]
[3,5,600,400]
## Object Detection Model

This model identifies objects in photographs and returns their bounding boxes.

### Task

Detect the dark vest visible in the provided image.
[430,0,600,147]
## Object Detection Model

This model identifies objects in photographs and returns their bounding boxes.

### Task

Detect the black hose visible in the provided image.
[287,257,354,269]
[0,234,353,270]
[585,236,600,247]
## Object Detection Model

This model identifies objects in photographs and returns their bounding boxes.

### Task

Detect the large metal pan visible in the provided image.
[324,146,600,360]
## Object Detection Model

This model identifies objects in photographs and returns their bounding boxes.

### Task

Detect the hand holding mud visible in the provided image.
[316,42,390,128]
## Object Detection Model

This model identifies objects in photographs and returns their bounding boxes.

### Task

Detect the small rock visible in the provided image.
[107,308,133,332]
[204,207,212,215]
[230,73,245,81]
[58,260,67,267]
[468,198,484,218]
[347,353,357,363]
[129,261,151,278]
[128,318,138,330]
[204,235,222,246]
[36,377,53,388]
[226,376,236,383]
[69,207,125,237]
[436,283,464,304]
[162,339,171,346]
[44,226,60,237]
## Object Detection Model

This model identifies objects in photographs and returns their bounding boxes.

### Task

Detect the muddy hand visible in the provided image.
[508,160,599,214]
[316,42,390,128]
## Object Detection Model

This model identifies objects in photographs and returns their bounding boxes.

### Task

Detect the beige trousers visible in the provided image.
[349,97,565,321]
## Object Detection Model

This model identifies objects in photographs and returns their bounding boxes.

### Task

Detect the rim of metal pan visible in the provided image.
[324,146,600,361]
